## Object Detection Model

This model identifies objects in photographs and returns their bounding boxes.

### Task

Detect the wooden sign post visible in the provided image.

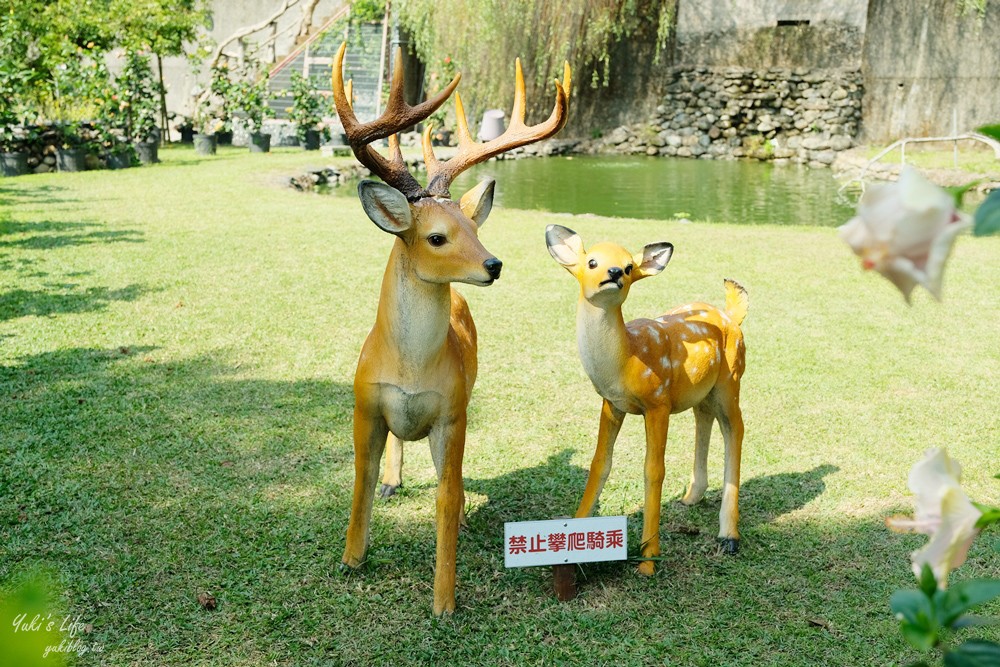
[504,516,628,601]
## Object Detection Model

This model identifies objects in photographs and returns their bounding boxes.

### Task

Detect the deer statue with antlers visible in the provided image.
[545,225,748,572]
[333,43,570,615]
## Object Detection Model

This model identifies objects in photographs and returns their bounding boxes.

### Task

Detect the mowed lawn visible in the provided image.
[1,146,998,666]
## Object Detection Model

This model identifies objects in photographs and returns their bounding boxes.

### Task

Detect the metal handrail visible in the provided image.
[271,4,351,77]
[860,133,1000,182]
[838,132,1000,199]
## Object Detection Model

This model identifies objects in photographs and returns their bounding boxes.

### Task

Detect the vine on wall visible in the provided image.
[395,0,676,123]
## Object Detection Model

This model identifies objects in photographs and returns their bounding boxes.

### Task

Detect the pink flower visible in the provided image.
[887,449,982,588]
[839,167,971,302]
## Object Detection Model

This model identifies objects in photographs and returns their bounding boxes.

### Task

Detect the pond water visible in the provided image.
[329,155,857,227]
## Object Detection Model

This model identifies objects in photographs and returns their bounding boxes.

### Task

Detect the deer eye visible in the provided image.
[588,259,598,269]
[624,264,633,275]
[428,234,447,247]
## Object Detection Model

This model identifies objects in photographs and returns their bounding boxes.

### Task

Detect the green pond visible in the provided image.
[330,155,857,227]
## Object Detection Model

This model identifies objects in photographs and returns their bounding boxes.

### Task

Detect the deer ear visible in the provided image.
[632,242,673,280]
[545,225,584,268]
[460,179,495,227]
[358,180,412,235]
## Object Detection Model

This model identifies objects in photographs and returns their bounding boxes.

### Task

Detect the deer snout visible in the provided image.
[484,257,503,280]
[607,267,624,281]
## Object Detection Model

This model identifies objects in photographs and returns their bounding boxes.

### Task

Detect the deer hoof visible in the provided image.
[637,560,656,576]
[378,483,398,499]
[719,538,740,555]
[337,562,356,575]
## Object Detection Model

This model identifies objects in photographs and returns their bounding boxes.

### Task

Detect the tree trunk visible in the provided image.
[157,54,171,144]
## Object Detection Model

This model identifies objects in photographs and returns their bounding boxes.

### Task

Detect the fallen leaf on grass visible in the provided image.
[808,618,834,632]
[197,593,217,610]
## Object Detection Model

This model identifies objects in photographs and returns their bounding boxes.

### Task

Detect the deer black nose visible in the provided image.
[607,267,624,280]
[484,257,503,280]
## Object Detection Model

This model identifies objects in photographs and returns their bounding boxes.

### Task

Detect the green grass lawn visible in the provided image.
[2,145,998,666]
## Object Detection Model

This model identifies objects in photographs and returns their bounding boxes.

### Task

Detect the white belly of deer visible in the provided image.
[381,384,441,441]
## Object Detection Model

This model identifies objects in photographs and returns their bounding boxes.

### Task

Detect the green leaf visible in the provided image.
[973,504,1000,530]
[892,589,938,651]
[973,189,1000,237]
[920,564,939,597]
[946,180,982,208]
[976,124,1000,143]
[944,640,1000,667]
[951,615,999,629]
[901,622,938,652]
[940,580,1000,627]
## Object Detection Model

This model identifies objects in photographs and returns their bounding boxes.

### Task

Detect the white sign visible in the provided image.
[504,516,628,568]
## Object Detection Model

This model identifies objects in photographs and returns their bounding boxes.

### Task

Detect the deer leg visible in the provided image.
[428,415,466,616]
[681,405,713,505]
[575,400,625,518]
[638,407,670,576]
[715,391,743,554]
[342,407,389,569]
[379,434,404,498]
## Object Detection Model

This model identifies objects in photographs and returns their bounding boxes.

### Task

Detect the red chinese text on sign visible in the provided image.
[504,517,628,568]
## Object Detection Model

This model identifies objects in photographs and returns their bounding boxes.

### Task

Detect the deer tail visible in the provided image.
[723,279,749,326]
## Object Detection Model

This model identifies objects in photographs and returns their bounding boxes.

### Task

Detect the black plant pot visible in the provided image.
[134,141,158,165]
[216,130,233,145]
[0,151,29,177]
[193,133,217,156]
[249,132,271,153]
[179,127,194,144]
[106,150,132,170]
[56,148,86,172]
[303,129,321,151]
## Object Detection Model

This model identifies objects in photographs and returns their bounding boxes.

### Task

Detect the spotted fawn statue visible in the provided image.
[545,225,748,572]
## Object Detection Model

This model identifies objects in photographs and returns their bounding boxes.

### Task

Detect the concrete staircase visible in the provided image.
[269,13,384,125]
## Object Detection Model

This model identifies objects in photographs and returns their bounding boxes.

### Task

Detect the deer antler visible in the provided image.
[422,60,571,198]
[332,42,460,200]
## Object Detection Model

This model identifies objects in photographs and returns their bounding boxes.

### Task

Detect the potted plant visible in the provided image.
[174,114,195,143]
[55,122,86,172]
[193,110,223,156]
[208,62,235,145]
[0,118,30,177]
[232,72,274,153]
[118,53,161,164]
[429,109,452,146]
[285,71,331,150]
[92,119,133,170]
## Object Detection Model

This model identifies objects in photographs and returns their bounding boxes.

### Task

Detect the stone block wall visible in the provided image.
[581,66,862,167]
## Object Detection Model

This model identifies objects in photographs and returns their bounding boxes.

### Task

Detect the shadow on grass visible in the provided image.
[0,346,945,665]
[463,449,837,557]
[0,184,75,208]
[0,220,144,249]
[0,283,151,322]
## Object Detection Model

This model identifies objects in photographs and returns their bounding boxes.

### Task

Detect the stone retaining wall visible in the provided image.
[580,66,862,167]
